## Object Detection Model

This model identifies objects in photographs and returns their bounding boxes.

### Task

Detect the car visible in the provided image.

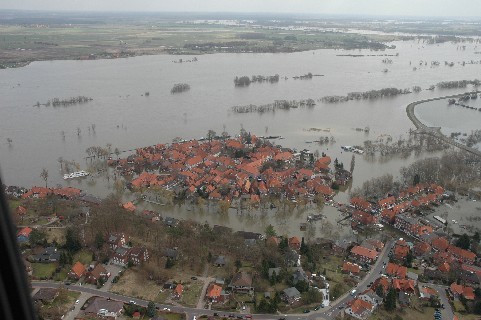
[130,300,136,304]
[213,313,219,316]
[64,282,71,285]
[245,315,252,319]
[367,283,371,288]
[278,318,286,320]
[303,309,310,313]
[314,306,320,311]
[75,300,80,304]
[229,314,235,318]
[191,276,198,280]
[338,305,344,310]
[350,289,357,296]
[236,316,243,319]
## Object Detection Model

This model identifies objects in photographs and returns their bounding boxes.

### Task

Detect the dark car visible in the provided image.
[303,309,310,313]
[213,313,219,316]
[237,316,243,319]
[338,305,344,309]
[314,306,320,311]
[229,314,235,318]
[191,276,198,280]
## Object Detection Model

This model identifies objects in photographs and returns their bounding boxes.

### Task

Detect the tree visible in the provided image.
[235,259,242,271]
[456,233,471,250]
[29,229,47,247]
[473,232,480,244]
[207,129,216,142]
[147,301,156,317]
[384,287,397,311]
[404,250,413,268]
[94,233,104,249]
[265,224,277,237]
[302,287,323,304]
[65,228,82,253]
[375,285,385,298]
[413,173,420,185]
[40,168,49,188]
[165,258,175,269]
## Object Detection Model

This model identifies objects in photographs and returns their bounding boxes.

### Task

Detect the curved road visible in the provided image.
[406,90,481,158]
[33,241,394,320]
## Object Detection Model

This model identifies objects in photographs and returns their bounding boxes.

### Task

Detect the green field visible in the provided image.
[32,263,56,279]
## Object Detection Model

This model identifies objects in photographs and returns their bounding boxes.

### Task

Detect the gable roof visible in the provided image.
[386,263,407,278]
[17,227,32,238]
[71,261,86,278]
[351,246,378,260]
[230,272,252,287]
[206,283,222,298]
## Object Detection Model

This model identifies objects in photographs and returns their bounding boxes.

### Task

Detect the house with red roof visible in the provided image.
[122,201,136,212]
[392,279,416,294]
[17,227,32,243]
[345,298,375,320]
[385,263,407,279]
[450,283,475,300]
[431,237,450,252]
[378,196,395,209]
[342,262,361,275]
[350,246,378,265]
[413,242,431,258]
[173,284,184,299]
[393,240,410,262]
[350,197,372,212]
[16,206,27,216]
[206,283,223,302]
[381,209,396,224]
[68,261,86,280]
[289,237,301,250]
[448,245,476,264]
[352,210,377,225]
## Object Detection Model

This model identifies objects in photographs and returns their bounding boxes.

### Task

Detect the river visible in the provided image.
[1,39,481,237]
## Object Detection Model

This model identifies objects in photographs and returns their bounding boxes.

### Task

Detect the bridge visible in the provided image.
[406,91,481,158]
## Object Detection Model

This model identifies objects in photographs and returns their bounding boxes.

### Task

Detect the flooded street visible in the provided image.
[2,39,481,236]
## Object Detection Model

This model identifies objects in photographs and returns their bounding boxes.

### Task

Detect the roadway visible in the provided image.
[33,240,395,320]
[315,240,395,319]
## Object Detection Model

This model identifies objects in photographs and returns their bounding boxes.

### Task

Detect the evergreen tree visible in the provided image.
[456,233,471,250]
[147,301,156,317]
[384,287,397,311]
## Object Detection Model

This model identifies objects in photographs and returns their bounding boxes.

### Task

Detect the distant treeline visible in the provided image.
[321,87,410,103]
[436,79,481,89]
[234,74,280,86]
[232,99,315,113]
[171,83,190,94]
[34,96,92,107]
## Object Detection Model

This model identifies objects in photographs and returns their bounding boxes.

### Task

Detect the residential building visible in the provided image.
[107,233,128,251]
[229,272,253,294]
[342,262,361,276]
[85,264,110,285]
[282,287,301,304]
[17,227,32,243]
[206,283,223,302]
[385,263,407,279]
[68,261,86,280]
[83,297,124,319]
[350,246,378,264]
[345,298,375,320]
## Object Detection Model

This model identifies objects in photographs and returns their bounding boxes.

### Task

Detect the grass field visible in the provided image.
[53,267,69,281]
[371,306,437,320]
[73,249,93,265]
[110,267,162,301]
[0,19,398,68]
[179,280,204,307]
[32,263,56,279]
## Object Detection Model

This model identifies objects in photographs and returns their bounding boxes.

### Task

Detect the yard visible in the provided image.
[73,249,93,265]
[53,267,69,281]
[32,263,57,279]
[178,280,204,307]
[371,306,437,320]
[110,267,163,301]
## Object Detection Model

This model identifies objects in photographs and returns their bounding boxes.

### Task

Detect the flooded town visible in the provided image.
[2,4,481,320]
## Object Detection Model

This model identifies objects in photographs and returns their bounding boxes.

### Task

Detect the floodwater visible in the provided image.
[1,39,481,237]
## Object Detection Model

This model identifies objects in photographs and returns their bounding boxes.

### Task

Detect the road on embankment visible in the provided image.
[406,91,481,158]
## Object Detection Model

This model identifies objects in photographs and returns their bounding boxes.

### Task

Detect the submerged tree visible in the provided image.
[40,168,49,188]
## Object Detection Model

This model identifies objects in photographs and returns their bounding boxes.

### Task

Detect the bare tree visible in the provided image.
[40,168,49,188]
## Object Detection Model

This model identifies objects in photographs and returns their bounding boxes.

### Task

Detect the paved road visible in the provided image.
[316,239,395,319]
[32,242,395,320]
[430,284,455,320]
[406,91,481,158]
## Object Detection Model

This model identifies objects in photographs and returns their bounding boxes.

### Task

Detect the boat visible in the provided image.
[63,170,90,180]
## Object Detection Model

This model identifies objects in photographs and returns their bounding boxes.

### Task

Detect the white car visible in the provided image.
[75,300,80,304]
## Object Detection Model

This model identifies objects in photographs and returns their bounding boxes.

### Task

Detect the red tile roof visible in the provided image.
[17,227,32,238]
[386,263,407,278]
[206,284,222,298]
[351,246,378,260]
[71,261,86,278]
